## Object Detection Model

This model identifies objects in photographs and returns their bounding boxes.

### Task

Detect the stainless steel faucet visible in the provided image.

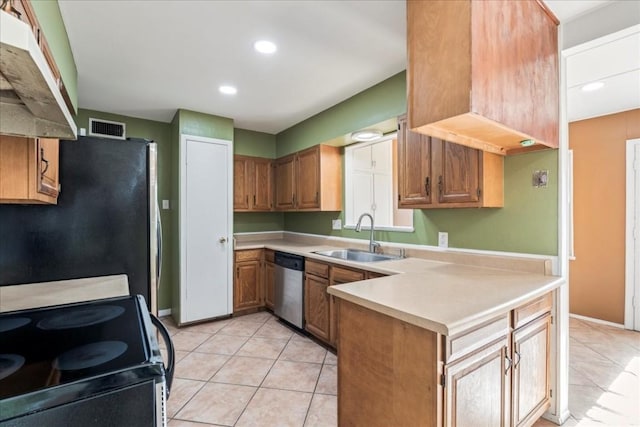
[355,213,380,253]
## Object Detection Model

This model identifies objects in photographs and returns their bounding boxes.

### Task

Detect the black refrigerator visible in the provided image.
[0,136,160,313]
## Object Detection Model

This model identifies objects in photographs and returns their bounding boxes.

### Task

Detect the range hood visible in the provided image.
[0,12,76,139]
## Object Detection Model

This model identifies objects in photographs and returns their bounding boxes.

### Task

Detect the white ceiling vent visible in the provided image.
[89,118,126,140]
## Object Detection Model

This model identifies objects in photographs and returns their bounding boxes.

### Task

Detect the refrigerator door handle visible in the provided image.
[157,203,163,289]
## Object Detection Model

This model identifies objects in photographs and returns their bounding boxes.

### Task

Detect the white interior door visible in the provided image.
[181,135,232,322]
[626,138,640,330]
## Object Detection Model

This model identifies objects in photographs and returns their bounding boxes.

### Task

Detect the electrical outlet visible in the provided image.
[162,200,170,210]
[332,219,342,230]
[438,232,448,248]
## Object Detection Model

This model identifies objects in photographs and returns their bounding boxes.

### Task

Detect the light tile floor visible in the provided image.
[160,312,337,427]
[161,313,639,427]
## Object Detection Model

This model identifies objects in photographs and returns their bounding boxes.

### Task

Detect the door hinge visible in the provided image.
[550,315,554,325]
[440,374,446,387]
[550,389,553,398]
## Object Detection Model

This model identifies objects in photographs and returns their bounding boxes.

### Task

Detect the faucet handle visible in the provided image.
[372,241,381,253]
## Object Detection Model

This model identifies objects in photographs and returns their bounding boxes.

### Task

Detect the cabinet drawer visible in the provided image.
[513,292,553,330]
[306,260,329,278]
[446,314,510,363]
[331,266,365,284]
[264,249,275,263]
[235,249,263,262]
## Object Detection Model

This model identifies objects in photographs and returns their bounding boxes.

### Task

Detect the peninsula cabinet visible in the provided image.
[407,0,559,155]
[233,155,273,212]
[274,145,342,211]
[233,249,263,313]
[329,265,365,348]
[0,135,59,204]
[337,291,553,427]
[397,115,503,209]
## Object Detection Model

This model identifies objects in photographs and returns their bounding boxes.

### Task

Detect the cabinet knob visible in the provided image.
[219,237,227,243]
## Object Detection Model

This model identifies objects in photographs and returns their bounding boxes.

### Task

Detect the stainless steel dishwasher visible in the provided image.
[274,251,305,328]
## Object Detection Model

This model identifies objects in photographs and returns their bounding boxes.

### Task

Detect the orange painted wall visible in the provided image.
[569,109,640,324]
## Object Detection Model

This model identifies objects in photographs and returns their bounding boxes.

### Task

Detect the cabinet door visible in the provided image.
[264,261,275,310]
[398,115,432,207]
[275,154,296,210]
[329,267,365,348]
[253,157,273,211]
[444,337,510,427]
[512,314,551,427]
[234,156,251,211]
[433,139,481,206]
[304,273,330,342]
[296,146,321,209]
[234,260,262,312]
[37,138,59,198]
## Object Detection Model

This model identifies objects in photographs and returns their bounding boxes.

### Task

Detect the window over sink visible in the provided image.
[344,133,413,231]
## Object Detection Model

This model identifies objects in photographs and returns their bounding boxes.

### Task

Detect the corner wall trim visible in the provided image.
[569,313,624,329]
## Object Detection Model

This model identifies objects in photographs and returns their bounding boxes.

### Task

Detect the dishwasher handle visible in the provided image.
[274,252,304,271]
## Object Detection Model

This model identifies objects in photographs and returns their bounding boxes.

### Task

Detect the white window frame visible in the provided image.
[344,133,414,232]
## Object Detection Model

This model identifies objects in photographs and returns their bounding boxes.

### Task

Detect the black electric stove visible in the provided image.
[0,295,174,427]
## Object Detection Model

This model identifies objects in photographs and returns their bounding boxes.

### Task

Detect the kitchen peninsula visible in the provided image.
[234,233,563,427]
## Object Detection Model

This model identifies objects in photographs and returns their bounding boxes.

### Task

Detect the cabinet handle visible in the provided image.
[245,195,248,205]
[438,175,443,196]
[253,194,256,205]
[425,177,430,196]
[505,353,512,375]
[40,147,50,176]
[514,350,521,368]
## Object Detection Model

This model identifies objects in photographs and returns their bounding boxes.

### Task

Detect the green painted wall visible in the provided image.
[277,71,559,256]
[234,128,276,158]
[178,109,234,141]
[75,109,174,309]
[234,212,284,233]
[31,0,78,112]
[276,72,407,156]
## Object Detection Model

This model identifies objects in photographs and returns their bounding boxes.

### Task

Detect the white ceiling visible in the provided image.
[58,0,633,134]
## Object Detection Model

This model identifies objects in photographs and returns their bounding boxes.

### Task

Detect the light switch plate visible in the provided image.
[438,232,448,248]
[332,219,342,230]
[532,170,549,188]
[162,200,170,210]
[79,128,87,136]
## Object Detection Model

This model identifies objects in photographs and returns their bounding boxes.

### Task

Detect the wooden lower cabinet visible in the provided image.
[337,292,554,427]
[329,265,365,348]
[512,314,551,427]
[304,273,330,342]
[233,249,263,313]
[0,135,60,204]
[444,337,510,427]
[264,250,275,310]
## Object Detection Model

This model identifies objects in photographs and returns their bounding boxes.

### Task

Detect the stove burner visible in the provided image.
[0,317,31,333]
[53,341,128,371]
[0,354,26,381]
[37,306,125,330]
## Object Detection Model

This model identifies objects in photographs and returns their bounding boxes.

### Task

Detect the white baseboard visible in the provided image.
[158,308,172,317]
[570,313,624,329]
[542,408,572,425]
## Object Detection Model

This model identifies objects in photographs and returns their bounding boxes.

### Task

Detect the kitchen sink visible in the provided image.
[313,249,402,263]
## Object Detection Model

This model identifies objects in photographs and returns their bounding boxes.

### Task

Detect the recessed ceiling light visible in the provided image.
[581,81,604,92]
[254,40,277,54]
[351,129,383,142]
[219,85,237,95]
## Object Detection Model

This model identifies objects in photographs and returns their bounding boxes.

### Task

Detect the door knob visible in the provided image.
[219,237,227,243]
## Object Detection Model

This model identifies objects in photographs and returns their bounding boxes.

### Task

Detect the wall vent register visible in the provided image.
[89,118,126,140]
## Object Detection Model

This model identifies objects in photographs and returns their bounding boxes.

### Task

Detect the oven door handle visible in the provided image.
[150,314,174,398]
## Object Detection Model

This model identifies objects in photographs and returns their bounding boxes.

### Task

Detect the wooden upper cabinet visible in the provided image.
[234,156,251,211]
[275,154,296,210]
[0,135,59,204]
[398,116,504,209]
[233,155,273,212]
[275,145,342,212]
[407,0,559,155]
[398,115,431,207]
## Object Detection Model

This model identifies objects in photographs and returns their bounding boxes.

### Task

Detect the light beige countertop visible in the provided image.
[235,237,564,336]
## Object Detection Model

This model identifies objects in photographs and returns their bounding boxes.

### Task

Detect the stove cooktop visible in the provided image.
[0,296,150,400]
